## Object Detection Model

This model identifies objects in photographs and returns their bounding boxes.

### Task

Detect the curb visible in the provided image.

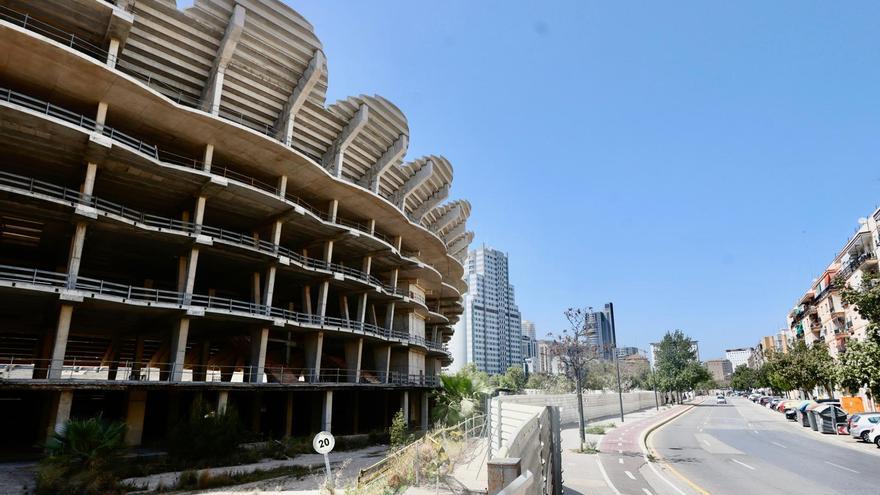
[639,399,709,495]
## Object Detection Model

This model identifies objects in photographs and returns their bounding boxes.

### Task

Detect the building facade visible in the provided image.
[786,212,879,358]
[0,0,472,450]
[705,359,733,384]
[452,246,522,375]
[724,347,753,370]
[535,340,559,374]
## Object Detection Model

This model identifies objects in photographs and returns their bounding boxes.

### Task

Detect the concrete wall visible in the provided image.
[496,391,658,425]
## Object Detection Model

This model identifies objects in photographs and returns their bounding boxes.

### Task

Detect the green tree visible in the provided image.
[730,365,757,391]
[389,409,409,448]
[654,330,702,401]
[497,365,527,392]
[38,416,128,495]
[837,329,880,403]
[841,270,880,329]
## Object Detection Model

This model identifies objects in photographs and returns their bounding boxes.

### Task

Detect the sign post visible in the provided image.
[313,431,335,489]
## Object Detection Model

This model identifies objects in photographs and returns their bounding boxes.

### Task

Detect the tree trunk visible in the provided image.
[576,374,585,451]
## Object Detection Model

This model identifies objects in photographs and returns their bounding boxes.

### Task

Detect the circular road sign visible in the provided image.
[313,430,335,454]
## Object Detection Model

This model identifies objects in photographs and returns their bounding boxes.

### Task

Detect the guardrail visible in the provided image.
[0,169,430,305]
[0,264,447,353]
[0,85,418,265]
[0,357,439,386]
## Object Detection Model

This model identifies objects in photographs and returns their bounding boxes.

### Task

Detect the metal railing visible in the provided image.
[0,5,114,64]
[0,264,446,353]
[0,357,440,386]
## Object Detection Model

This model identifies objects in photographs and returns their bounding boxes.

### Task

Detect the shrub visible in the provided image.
[37,416,128,495]
[390,410,410,448]
[166,397,244,464]
[584,425,606,435]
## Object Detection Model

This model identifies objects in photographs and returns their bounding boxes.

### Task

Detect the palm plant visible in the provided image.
[38,416,127,495]
[432,366,490,425]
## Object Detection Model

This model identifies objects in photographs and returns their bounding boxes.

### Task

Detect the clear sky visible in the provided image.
[282,0,880,359]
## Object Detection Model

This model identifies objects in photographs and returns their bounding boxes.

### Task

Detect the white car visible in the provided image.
[850,413,880,442]
[867,427,880,448]
[716,395,727,404]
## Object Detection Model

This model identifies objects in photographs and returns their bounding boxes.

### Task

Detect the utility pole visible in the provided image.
[614,345,624,423]
[649,357,659,411]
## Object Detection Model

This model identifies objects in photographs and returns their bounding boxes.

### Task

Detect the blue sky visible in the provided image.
[282,1,880,359]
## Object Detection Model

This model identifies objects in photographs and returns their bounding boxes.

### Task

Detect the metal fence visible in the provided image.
[0,264,447,354]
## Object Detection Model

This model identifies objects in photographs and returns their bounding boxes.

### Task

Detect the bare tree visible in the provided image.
[549,307,601,451]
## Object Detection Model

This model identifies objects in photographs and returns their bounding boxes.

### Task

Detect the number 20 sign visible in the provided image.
[313,431,335,454]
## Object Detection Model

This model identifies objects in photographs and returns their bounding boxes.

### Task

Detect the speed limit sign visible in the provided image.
[313,430,335,454]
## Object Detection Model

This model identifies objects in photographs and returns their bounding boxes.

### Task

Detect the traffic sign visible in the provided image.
[313,430,335,454]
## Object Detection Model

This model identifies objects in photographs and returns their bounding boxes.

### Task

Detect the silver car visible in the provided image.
[849,413,880,442]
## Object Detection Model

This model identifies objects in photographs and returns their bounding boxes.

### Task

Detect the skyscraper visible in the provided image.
[451,246,522,374]
[587,303,617,360]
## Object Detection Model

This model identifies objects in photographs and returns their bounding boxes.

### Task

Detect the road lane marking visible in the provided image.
[619,458,623,464]
[595,457,622,495]
[700,438,711,446]
[618,450,623,454]
[642,490,653,495]
[698,428,703,432]
[731,459,755,470]
[752,430,759,434]
[625,471,636,480]
[824,461,859,474]
[770,441,786,449]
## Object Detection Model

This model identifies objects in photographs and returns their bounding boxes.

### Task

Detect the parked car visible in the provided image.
[866,427,880,447]
[759,396,772,405]
[849,413,880,442]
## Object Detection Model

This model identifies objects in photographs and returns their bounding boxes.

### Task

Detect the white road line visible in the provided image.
[700,439,711,446]
[619,458,624,464]
[642,489,654,495]
[753,430,759,434]
[618,442,623,446]
[618,449,623,454]
[596,457,622,495]
[731,459,756,471]
[625,470,636,480]
[698,428,703,432]
[770,441,786,449]
[824,461,859,474]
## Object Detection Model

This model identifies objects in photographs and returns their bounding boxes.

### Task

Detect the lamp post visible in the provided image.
[614,345,624,423]
[649,356,660,411]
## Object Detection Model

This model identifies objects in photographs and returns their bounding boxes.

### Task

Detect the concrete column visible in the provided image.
[344,338,363,383]
[421,391,429,430]
[385,302,396,331]
[316,281,330,320]
[66,222,88,288]
[262,266,277,308]
[202,144,214,172]
[249,327,269,383]
[95,101,109,131]
[193,196,207,227]
[217,390,229,414]
[322,390,333,432]
[389,268,399,290]
[401,390,410,426]
[367,219,376,235]
[251,271,262,304]
[356,293,368,324]
[48,305,74,379]
[323,240,334,264]
[82,162,98,199]
[393,235,403,252]
[52,391,74,436]
[301,285,313,314]
[181,248,200,298]
[270,220,283,249]
[104,336,121,380]
[374,345,391,383]
[327,199,338,224]
[339,295,350,321]
[278,175,288,198]
[107,38,120,68]
[169,318,190,382]
[285,392,294,437]
[124,390,147,446]
[304,332,323,380]
[194,340,210,382]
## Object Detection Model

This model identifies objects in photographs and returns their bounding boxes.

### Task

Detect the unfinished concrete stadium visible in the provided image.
[0,0,472,452]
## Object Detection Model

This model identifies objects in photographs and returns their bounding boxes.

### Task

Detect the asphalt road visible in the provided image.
[652,397,880,495]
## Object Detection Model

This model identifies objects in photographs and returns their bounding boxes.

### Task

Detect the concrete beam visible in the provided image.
[394,160,434,209]
[358,134,408,193]
[322,104,369,177]
[428,203,463,234]
[444,222,467,246]
[275,50,325,145]
[410,184,449,223]
[200,4,246,114]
